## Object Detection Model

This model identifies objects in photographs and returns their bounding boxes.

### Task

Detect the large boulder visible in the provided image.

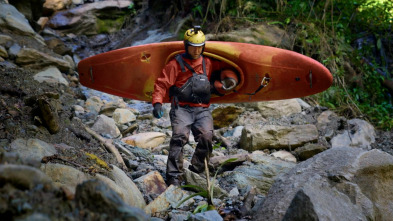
[15,48,72,72]
[222,152,295,195]
[43,0,73,16]
[9,0,45,27]
[239,99,302,118]
[75,179,149,220]
[331,118,376,149]
[46,0,132,35]
[253,147,393,221]
[10,138,57,162]
[0,3,45,44]
[239,124,319,151]
[212,105,244,129]
[41,163,91,194]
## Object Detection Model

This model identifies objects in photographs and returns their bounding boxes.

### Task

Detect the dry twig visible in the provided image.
[84,126,127,170]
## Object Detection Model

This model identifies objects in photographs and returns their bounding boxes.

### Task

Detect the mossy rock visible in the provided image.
[212,106,244,129]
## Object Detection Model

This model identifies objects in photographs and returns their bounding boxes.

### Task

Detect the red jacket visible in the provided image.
[152,55,226,107]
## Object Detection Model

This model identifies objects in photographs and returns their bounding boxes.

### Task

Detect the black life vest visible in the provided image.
[169,54,211,104]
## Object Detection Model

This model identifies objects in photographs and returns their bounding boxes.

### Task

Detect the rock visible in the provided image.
[41,163,91,194]
[37,16,49,29]
[8,0,44,25]
[109,165,146,208]
[16,48,72,72]
[232,126,244,138]
[228,187,240,197]
[34,66,69,86]
[144,184,194,216]
[0,3,45,44]
[212,105,244,129]
[294,143,328,161]
[152,117,171,129]
[98,104,116,116]
[0,164,53,190]
[134,171,167,200]
[239,124,319,151]
[91,114,121,138]
[253,147,393,221]
[43,0,73,15]
[8,43,21,59]
[316,110,341,140]
[206,23,291,48]
[240,99,302,118]
[75,179,150,220]
[85,96,103,114]
[72,104,84,112]
[44,37,72,56]
[63,54,75,69]
[191,210,224,221]
[16,213,51,221]
[37,96,61,134]
[270,150,297,162]
[296,98,311,109]
[234,110,266,126]
[112,108,136,125]
[46,0,133,35]
[122,132,166,149]
[222,155,295,194]
[170,210,193,221]
[184,168,228,199]
[331,119,376,149]
[96,165,146,209]
[209,153,250,168]
[0,45,8,58]
[10,138,57,162]
[0,34,13,45]
[152,154,168,170]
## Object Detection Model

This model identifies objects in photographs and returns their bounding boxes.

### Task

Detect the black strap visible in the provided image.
[175,55,186,72]
[175,54,206,76]
[245,85,265,95]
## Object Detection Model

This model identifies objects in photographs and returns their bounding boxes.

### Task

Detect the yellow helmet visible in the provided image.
[184,26,205,47]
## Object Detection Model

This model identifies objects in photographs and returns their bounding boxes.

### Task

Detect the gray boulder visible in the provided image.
[253,147,393,221]
[75,179,150,220]
[46,0,132,35]
[0,3,45,44]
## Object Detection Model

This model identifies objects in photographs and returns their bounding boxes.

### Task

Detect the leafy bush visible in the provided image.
[187,0,393,129]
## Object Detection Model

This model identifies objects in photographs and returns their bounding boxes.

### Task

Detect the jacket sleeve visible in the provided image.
[152,60,178,105]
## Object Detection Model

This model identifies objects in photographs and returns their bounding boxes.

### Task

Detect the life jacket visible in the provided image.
[169,54,211,104]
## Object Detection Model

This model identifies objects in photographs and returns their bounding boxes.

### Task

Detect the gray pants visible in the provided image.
[166,106,213,180]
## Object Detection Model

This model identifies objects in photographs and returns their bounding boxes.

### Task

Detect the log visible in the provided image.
[84,126,127,170]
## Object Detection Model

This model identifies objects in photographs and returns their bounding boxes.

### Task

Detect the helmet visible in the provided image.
[184,26,205,47]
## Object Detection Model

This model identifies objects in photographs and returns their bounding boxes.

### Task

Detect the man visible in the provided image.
[152,26,237,186]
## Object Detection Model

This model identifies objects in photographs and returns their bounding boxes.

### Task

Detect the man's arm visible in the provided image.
[152,61,178,105]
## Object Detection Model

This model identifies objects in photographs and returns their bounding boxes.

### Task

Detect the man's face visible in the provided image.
[188,45,203,59]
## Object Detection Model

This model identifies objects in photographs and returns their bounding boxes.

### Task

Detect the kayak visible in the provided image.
[78,41,333,103]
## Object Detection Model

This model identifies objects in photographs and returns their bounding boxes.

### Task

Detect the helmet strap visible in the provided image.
[183,43,205,60]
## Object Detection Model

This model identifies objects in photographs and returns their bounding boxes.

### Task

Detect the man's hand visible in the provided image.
[153,103,163,119]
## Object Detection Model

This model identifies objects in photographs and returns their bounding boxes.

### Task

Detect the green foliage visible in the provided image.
[278,0,393,130]
[97,16,126,34]
[175,158,237,213]
[127,2,137,16]
[213,142,226,150]
[188,0,393,129]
